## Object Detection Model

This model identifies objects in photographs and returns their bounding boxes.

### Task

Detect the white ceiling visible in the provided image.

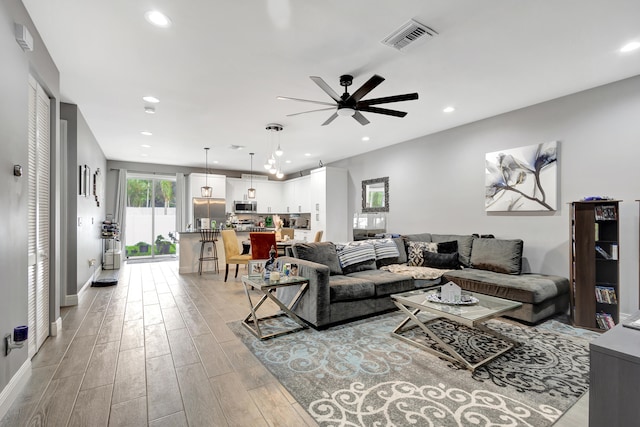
[22,0,640,175]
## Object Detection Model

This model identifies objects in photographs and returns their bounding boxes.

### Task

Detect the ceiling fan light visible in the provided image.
[337,107,355,117]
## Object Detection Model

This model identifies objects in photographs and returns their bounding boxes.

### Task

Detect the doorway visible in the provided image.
[125,174,177,259]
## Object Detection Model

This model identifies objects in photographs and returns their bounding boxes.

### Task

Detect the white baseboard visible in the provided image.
[50,317,62,337]
[0,359,31,421]
[64,267,99,307]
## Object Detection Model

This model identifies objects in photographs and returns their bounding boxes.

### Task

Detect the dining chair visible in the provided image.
[221,229,252,282]
[250,231,277,259]
[280,228,295,240]
[314,230,323,242]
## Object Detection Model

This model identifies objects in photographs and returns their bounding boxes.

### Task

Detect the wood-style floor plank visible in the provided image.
[26,374,83,426]
[146,354,184,421]
[175,362,228,426]
[109,396,147,427]
[80,341,119,390]
[112,347,146,405]
[68,384,112,427]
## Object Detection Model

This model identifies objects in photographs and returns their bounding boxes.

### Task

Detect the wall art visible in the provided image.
[485,141,557,211]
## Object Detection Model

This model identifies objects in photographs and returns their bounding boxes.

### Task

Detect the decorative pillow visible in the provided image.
[407,241,438,266]
[431,234,475,267]
[437,240,458,254]
[422,250,460,269]
[376,237,408,268]
[292,242,343,275]
[470,238,523,275]
[335,242,377,275]
[372,239,400,260]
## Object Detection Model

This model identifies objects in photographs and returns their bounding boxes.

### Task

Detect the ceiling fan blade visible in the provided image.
[310,76,341,102]
[352,111,370,126]
[358,93,419,106]
[286,107,336,117]
[358,106,407,118]
[277,96,336,107]
[349,75,385,102]
[321,112,339,126]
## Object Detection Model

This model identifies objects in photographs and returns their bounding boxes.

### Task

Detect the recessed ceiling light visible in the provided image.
[141,153,149,157]
[443,106,455,113]
[144,11,171,28]
[285,160,292,164]
[361,136,370,142]
[143,96,160,103]
[304,153,311,157]
[144,106,156,114]
[141,144,151,148]
[212,160,219,164]
[140,131,152,136]
[620,41,640,53]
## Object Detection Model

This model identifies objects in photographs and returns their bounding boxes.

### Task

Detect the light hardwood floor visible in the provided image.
[0,260,587,426]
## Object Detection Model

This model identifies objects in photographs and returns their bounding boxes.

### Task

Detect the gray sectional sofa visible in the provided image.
[277,234,569,328]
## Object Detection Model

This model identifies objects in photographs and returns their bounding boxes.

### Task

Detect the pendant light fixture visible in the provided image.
[201,147,213,197]
[248,152,256,199]
[264,123,284,175]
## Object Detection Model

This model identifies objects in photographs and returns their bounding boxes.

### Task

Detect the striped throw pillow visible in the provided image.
[372,239,400,260]
[336,242,376,268]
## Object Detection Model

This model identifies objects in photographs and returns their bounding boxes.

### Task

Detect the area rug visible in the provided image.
[230,312,595,427]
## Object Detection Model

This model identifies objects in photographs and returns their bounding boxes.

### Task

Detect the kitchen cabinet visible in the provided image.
[226,175,313,215]
[294,229,313,242]
[283,176,311,213]
[188,173,225,199]
[310,167,348,242]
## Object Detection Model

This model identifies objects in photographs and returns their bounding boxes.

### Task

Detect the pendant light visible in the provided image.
[201,147,212,197]
[248,152,256,199]
[265,123,284,174]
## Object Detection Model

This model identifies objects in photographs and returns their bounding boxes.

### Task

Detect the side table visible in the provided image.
[241,275,309,340]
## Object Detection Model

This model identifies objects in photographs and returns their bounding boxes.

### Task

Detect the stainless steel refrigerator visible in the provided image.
[193,198,225,230]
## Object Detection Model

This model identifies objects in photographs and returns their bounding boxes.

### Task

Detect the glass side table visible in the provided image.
[241,275,309,340]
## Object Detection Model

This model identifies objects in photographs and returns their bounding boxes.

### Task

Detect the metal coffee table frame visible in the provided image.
[391,289,522,372]
[241,275,309,340]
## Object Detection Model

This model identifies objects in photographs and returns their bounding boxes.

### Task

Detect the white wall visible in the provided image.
[332,75,640,315]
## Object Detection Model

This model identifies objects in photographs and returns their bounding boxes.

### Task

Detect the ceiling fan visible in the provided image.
[278,74,418,126]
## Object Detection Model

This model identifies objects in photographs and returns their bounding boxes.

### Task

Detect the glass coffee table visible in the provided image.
[241,275,309,340]
[391,289,522,371]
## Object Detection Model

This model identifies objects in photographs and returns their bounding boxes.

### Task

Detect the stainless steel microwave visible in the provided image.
[234,200,257,213]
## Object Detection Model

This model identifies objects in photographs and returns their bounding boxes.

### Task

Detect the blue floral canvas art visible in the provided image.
[485,141,557,211]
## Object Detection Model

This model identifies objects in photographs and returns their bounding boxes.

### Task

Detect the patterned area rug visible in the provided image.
[230,312,596,427]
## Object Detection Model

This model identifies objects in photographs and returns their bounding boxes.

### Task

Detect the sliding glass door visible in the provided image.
[125,174,177,259]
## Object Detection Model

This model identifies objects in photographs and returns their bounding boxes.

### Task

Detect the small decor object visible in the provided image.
[248,260,266,278]
[440,281,462,302]
[485,141,557,211]
[263,245,277,280]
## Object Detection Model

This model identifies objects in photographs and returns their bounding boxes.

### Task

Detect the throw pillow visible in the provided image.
[292,242,343,275]
[437,240,458,254]
[376,237,408,268]
[372,239,400,260]
[470,238,523,274]
[335,242,377,275]
[407,241,438,266]
[422,250,460,269]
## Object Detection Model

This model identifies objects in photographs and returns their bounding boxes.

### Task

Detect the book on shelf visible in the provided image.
[595,285,618,304]
[595,245,612,259]
[596,312,616,330]
[610,243,618,260]
[594,205,617,221]
[594,223,599,241]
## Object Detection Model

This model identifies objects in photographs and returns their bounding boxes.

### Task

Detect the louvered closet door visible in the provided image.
[27,75,50,358]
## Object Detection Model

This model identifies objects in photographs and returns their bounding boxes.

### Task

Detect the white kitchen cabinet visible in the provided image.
[255,180,284,213]
[309,167,348,243]
[294,229,313,242]
[294,176,311,213]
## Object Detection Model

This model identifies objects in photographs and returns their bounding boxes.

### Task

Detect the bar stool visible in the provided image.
[198,229,219,275]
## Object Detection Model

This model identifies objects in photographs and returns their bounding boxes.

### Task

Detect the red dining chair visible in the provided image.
[250,232,277,259]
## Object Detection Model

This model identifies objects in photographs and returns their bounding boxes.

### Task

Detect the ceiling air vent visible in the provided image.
[381,19,437,50]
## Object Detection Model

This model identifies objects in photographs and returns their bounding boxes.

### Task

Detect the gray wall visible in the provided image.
[0,0,59,396]
[61,103,106,297]
[332,75,640,315]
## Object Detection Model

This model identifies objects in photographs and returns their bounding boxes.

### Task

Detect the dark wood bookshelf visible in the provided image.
[570,200,620,330]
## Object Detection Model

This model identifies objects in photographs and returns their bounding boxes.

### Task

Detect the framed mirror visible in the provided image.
[362,177,389,212]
